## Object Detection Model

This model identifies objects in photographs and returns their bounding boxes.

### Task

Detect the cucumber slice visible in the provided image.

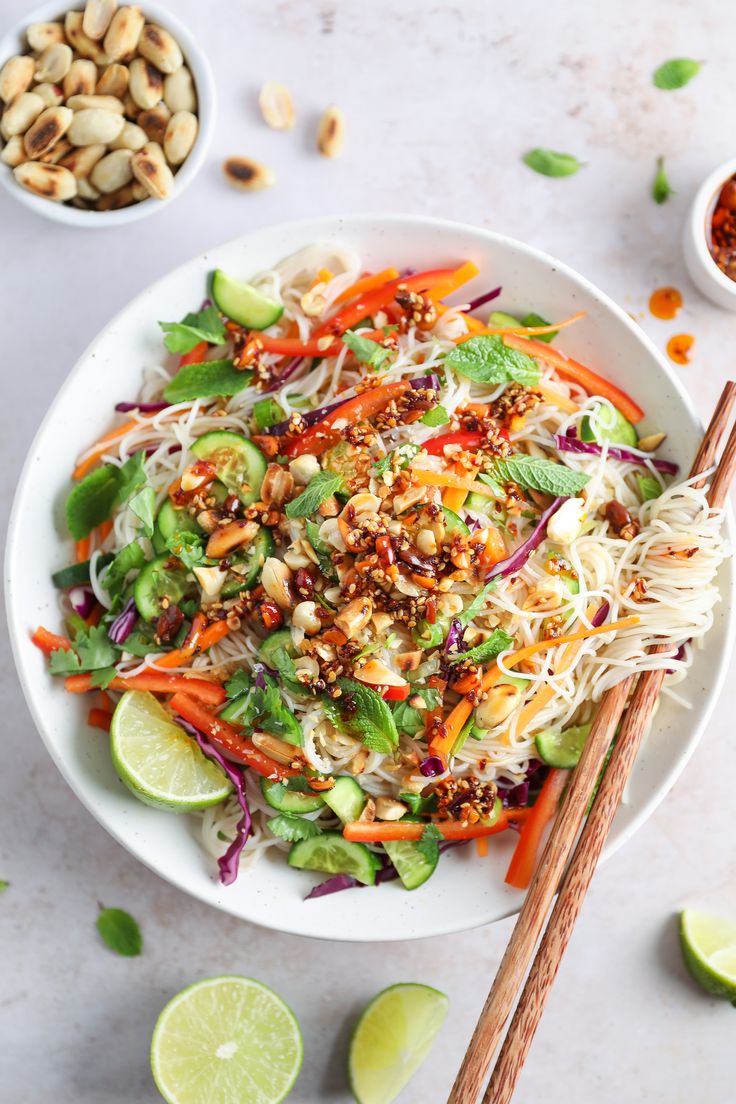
[190,430,267,505]
[383,837,438,890]
[152,500,201,555]
[221,528,274,597]
[52,553,114,589]
[257,629,303,695]
[580,406,638,448]
[489,310,522,328]
[253,397,285,431]
[210,269,284,330]
[134,554,197,622]
[261,777,325,814]
[442,506,470,535]
[322,776,367,824]
[287,832,381,886]
[535,722,591,768]
[544,552,580,595]
[465,491,493,513]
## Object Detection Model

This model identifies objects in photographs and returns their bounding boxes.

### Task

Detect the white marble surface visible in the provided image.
[2,1,736,1101]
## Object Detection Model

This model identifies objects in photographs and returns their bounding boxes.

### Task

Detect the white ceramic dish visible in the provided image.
[683,156,736,310]
[6,214,734,941]
[0,0,215,228]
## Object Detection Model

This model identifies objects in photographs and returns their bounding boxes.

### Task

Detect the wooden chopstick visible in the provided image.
[479,382,736,1104]
[448,381,736,1104]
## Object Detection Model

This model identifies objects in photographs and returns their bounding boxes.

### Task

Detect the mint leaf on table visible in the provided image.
[522,149,583,177]
[267,814,322,843]
[285,471,344,519]
[159,304,227,355]
[417,824,443,864]
[96,907,142,957]
[163,360,253,403]
[342,330,394,372]
[421,405,450,427]
[447,628,514,667]
[492,453,590,496]
[0,880,8,893]
[652,58,700,90]
[652,156,674,204]
[446,335,541,387]
[324,679,399,755]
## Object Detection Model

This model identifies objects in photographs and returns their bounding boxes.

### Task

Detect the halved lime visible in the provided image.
[349,983,449,1104]
[110,690,232,812]
[151,975,303,1104]
[680,909,736,1002]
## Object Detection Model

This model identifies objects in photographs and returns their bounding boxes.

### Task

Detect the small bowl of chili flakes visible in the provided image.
[684,156,736,310]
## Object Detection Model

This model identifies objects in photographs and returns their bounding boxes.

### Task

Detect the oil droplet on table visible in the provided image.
[667,333,694,364]
[649,286,683,319]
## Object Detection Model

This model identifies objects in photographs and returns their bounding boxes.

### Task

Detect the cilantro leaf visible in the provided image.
[159,304,227,355]
[166,531,213,571]
[446,335,541,387]
[391,687,442,737]
[48,647,82,675]
[115,452,147,504]
[96,907,142,957]
[637,473,662,501]
[324,679,399,755]
[653,58,700,91]
[341,329,394,371]
[448,628,514,666]
[652,156,673,205]
[163,360,254,403]
[492,454,590,497]
[89,666,119,690]
[285,470,344,519]
[416,823,443,864]
[129,485,156,537]
[523,149,583,177]
[421,405,450,427]
[225,669,252,700]
[398,792,438,816]
[373,443,420,478]
[102,541,146,600]
[266,813,323,842]
[457,579,499,628]
[75,624,118,671]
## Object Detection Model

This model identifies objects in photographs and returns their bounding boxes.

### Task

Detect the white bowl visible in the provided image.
[6,215,734,940]
[0,0,215,227]
[683,156,736,310]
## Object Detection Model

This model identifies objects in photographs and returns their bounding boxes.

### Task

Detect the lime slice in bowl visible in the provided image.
[680,909,736,1002]
[151,975,303,1104]
[349,983,448,1104]
[110,690,232,812]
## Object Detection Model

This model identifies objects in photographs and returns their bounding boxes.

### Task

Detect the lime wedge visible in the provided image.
[151,975,303,1104]
[680,909,736,1002]
[349,983,448,1104]
[110,690,232,812]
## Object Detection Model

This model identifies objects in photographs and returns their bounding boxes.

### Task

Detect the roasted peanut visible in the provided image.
[334,596,373,639]
[103,5,144,61]
[354,658,406,688]
[261,558,294,609]
[77,174,101,199]
[0,56,34,103]
[259,81,295,130]
[138,23,183,74]
[58,141,106,177]
[522,578,567,613]
[32,82,64,107]
[475,684,521,729]
[68,107,124,145]
[34,43,73,83]
[163,65,196,113]
[130,140,173,198]
[23,105,73,158]
[94,182,137,209]
[66,93,125,113]
[63,58,98,98]
[64,12,110,65]
[0,135,25,167]
[251,732,305,766]
[288,454,320,485]
[260,463,294,506]
[292,601,321,634]
[205,520,259,558]
[2,92,44,137]
[109,119,147,150]
[90,147,133,193]
[128,56,163,110]
[39,137,73,164]
[83,0,118,41]
[137,103,169,143]
[316,105,345,158]
[223,156,275,191]
[26,23,65,52]
[13,160,77,201]
[96,62,129,99]
[374,797,408,821]
[163,109,196,165]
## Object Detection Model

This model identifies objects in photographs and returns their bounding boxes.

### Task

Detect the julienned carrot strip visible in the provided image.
[425,261,481,302]
[431,615,640,758]
[442,486,470,512]
[72,419,140,480]
[64,671,226,707]
[343,808,530,843]
[154,618,234,669]
[335,267,400,303]
[536,383,579,415]
[503,334,645,424]
[87,707,112,732]
[312,266,462,338]
[454,311,586,342]
[476,836,489,857]
[98,519,114,542]
[505,768,569,889]
[75,537,91,562]
[168,693,298,781]
[31,626,73,655]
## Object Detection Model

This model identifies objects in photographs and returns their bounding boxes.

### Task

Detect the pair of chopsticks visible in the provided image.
[449,380,736,1104]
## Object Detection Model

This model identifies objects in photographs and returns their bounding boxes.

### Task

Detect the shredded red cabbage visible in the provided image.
[267,356,304,394]
[304,873,360,898]
[463,286,502,313]
[419,755,445,778]
[591,602,610,628]
[265,374,440,437]
[115,401,170,413]
[179,718,252,886]
[486,497,566,581]
[410,373,441,392]
[107,597,137,645]
[69,585,95,619]
[553,434,678,475]
[444,618,467,658]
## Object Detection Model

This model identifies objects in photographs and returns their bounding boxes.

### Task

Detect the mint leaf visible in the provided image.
[324,679,399,755]
[285,470,344,519]
[267,813,323,842]
[416,823,443,864]
[652,156,673,204]
[102,541,146,600]
[342,329,394,371]
[129,485,156,537]
[457,579,499,628]
[225,669,252,699]
[166,530,212,571]
[447,335,541,387]
[115,452,147,504]
[492,454,590,496]
[523,149,582,177]
[373,443,420,478]
[421,405,450,427]
[447,628,514,666]
[65,465,120,540]
[159,305,227,355]
[392,687,442,736]
[653,58,700,90]
[163,359,253,403]
[96,907,142,957]
[637,473,661,501]
[48,647,82,675]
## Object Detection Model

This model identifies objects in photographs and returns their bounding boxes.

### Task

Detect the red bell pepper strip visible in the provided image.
[422,430,485,455]
[65,672,226,708]
[503,334,645,424]
[169,693,299,781]
[284,380,411,458]
[178,340,208,367]
[379,683,410,702]
[87,707,112,732]
[504,768,569,889]
[31,626,73,655]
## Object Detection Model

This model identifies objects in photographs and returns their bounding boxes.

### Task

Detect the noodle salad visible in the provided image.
[33,245,727,897]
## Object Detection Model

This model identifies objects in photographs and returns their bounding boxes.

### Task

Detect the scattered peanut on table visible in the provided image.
[0,1,199,210]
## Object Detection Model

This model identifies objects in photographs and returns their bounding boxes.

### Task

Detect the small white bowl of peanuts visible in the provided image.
[0,0,215,226]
